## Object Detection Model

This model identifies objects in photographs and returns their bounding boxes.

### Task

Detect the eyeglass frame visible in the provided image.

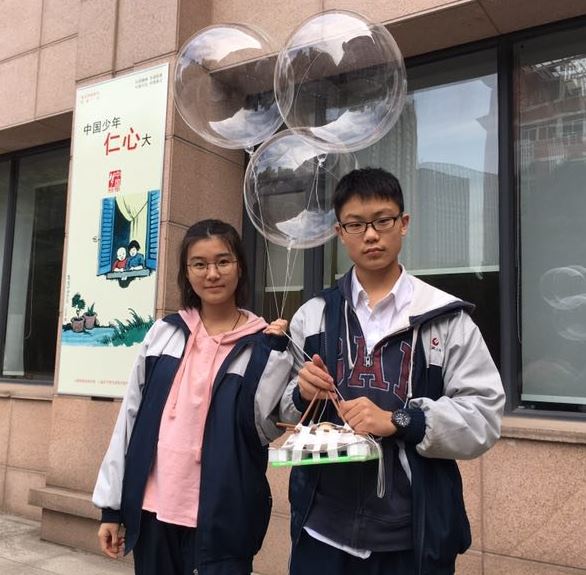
[187,258,238,275]
[338,214,404,235]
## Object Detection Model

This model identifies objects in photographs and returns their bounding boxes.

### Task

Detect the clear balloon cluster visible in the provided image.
[174,10,407,249]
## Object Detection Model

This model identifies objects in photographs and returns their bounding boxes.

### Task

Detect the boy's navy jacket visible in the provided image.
[92,312,292,574]
[279,269,505,575]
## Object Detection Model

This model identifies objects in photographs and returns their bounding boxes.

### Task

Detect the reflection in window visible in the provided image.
[1,147,69,380]
[328,50,500,364]
[517,28,586,408]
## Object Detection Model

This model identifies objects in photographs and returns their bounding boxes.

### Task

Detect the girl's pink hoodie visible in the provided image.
[142,307,267,527]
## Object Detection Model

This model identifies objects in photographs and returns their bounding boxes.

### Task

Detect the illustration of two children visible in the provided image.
[112,240,145,272]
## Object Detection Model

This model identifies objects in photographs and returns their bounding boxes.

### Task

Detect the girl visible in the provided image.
[93,219,291,575]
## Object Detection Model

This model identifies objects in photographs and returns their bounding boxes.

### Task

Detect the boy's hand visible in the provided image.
[298,354,335,401]
[98,522,125,558]
[263,318,288,336]
[339,397,396,437]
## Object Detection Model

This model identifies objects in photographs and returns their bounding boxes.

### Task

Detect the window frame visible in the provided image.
[0,140,70,386]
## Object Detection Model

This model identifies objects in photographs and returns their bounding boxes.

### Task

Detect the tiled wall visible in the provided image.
[0,395,52,520]
[253,436,586,575]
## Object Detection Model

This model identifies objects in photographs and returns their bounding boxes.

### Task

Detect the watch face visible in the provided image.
[393,410,411,428]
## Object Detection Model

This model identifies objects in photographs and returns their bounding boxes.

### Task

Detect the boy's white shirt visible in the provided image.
[351,266,413,354]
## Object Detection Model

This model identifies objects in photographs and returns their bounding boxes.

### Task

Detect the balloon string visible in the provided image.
[251,167,281,317]
[315,155,326,212]
[271,326,347,404]
[262,228,281,319]
[309,161,319,213]
[250,159,301,321]
[278,247,293,317]
[313,161,322,213]
[278,246,301,318]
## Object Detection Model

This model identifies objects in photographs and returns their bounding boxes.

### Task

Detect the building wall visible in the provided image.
[0,386,52,520]
[1,1,586,574]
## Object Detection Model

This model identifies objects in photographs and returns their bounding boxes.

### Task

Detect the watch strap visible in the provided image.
[392,407,426,443]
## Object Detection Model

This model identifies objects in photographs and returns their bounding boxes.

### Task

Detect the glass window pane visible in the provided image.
[2,148,69,380]
[0,161,9,275]
[517,27,586,408]
[326,49,500,364]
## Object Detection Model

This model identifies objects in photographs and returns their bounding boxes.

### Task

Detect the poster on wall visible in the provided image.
[57,63,169,397]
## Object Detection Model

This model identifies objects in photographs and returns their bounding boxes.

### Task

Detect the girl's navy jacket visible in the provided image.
[93,313,292,574]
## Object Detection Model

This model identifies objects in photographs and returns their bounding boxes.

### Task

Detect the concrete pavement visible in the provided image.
[0,513,133,575]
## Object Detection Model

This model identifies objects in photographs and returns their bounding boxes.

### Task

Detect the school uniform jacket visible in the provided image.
[92,312,292,573]
[279,270,505,574]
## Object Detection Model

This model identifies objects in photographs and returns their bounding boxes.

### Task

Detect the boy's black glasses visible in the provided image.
[339,214,403,234]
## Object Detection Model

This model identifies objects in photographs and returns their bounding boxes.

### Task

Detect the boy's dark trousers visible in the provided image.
[290,529,456,575]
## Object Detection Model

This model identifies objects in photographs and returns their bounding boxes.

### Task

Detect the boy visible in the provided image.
[112,246,127,272]
[279,167,505,575]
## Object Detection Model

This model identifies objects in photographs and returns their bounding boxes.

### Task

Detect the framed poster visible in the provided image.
[57,63,168,397]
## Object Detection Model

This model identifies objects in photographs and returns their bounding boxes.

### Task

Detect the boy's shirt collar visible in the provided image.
[350,265,412,314]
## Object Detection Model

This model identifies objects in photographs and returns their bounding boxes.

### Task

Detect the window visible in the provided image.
[326,49,500,365]
[0,144,69,382]
[97,190,159,285]
[516,27,586,410]
[247,18,586,415]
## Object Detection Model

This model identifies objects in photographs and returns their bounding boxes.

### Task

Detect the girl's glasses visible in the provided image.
[187,258,237,276]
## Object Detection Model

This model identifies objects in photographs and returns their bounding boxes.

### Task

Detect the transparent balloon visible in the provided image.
[244,129,357,249]
[539,266,586,311]
[275,10,407,152]
[174,24,283,149]
[552,305,586,342]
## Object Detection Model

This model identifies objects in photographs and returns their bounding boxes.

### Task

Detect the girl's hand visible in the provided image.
[98,522,125,558]
[264,318,288,336]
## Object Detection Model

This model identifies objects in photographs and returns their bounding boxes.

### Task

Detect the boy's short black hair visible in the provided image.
[177,219,249,310]
[128,240,141,251]
[333,167,404,220]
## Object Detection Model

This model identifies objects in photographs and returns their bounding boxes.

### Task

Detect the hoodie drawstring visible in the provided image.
[168,332,196,418]
[405,324,419,408]
[344,300,355,372]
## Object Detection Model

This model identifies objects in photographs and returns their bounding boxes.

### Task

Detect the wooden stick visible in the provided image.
[327,391,349,426]
[276,422,298,429]
[298,390,321,426]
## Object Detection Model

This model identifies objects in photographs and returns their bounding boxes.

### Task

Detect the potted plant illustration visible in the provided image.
[83,302,97,330]
[70,293,86,333]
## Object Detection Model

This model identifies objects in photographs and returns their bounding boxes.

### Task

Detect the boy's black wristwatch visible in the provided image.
[391,409,412,433]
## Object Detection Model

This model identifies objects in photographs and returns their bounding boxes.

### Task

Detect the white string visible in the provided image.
[364,435,385,498]
[251,164,281,317]
[278,246,301,318]
[250,160,304,321]
[315,154,326,211]
[404,324,419,407]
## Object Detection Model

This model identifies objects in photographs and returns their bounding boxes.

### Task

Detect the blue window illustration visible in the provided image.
[98,190,160,283]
